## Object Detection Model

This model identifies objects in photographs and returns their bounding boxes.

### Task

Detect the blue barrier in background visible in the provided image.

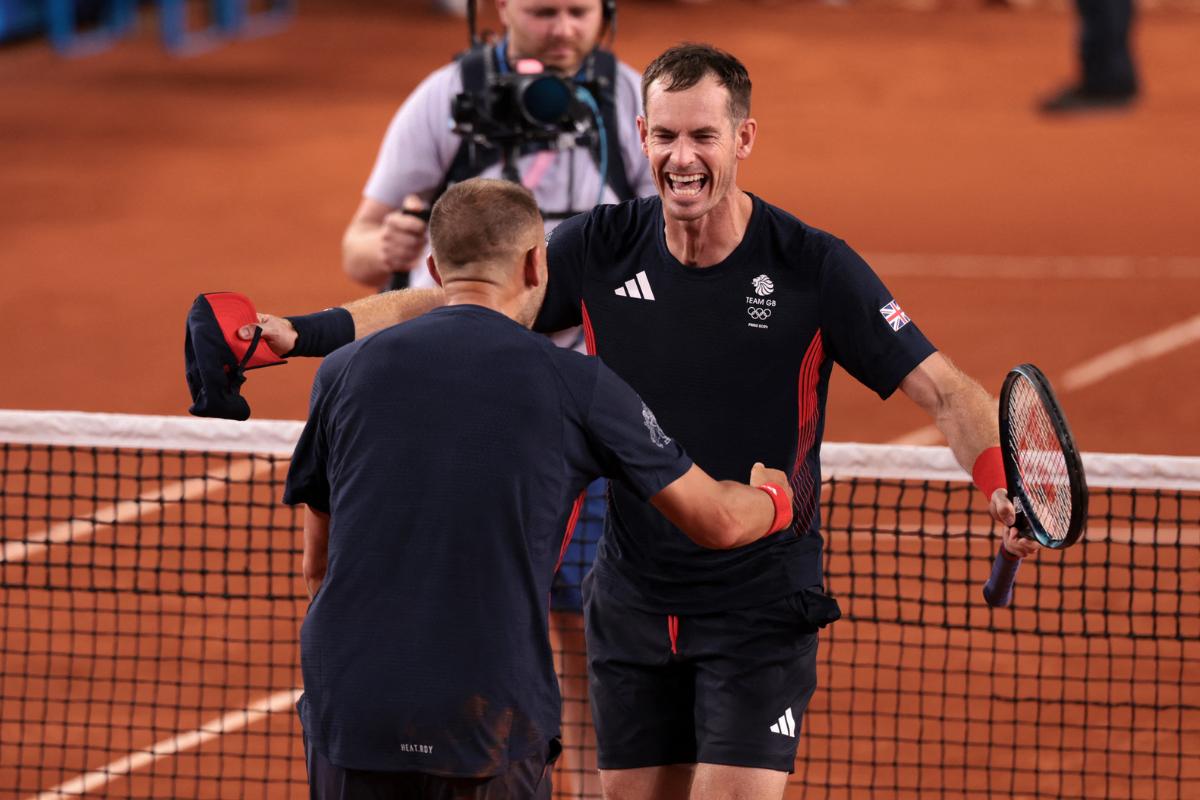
[0,0,293,56]
[46,0,135,57]
[0,0,45,42]
[160,0,293,56]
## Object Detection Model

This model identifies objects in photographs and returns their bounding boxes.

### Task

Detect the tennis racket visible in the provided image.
[982,364,1088,608]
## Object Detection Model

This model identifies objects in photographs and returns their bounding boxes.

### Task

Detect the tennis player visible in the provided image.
[254,44,1037,800]
[282,177,796,800]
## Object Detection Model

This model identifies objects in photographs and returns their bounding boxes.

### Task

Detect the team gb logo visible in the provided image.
[642,403,672,448]
[752,275,775,297]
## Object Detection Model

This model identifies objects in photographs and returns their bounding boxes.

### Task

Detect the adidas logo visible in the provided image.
[769,708,796,737]
[614,271,655,301]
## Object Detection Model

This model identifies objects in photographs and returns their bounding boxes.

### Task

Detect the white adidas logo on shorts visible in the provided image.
[769,707,796,737]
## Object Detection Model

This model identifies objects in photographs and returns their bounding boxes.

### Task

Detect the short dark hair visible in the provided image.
[641,43,752,122]
[428,179,542,271]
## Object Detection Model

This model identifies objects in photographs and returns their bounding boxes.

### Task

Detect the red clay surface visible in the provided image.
[2,1,1198,798]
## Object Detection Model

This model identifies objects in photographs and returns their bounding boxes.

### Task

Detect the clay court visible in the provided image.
[1,0,1197,797]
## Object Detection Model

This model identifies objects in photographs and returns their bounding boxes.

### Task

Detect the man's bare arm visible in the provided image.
[899,352,1037,557]
[899,352,997,469]
[344,286,446,337]
[238,286,446,356]
[650,462,794,550]
[343,196,431,288]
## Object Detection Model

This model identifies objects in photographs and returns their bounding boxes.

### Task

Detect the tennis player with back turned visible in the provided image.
[282,177,796,799]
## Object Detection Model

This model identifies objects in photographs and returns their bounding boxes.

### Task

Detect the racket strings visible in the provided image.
[1006,377,1073,541]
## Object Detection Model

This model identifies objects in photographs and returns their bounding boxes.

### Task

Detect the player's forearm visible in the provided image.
[342,224,392,288]
[706,481,781,549]
[652,466,783,550]
[901,353,1000,472]
[341,287,446,339]
[927,368,999,472]
[249,287,445,358]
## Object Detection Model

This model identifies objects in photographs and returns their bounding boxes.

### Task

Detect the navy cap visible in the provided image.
[185,292,285,420]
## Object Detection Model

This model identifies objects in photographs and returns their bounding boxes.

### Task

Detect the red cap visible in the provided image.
[203,292,285,369]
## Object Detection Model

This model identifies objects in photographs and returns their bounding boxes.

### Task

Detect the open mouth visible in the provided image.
[666,173,708,197]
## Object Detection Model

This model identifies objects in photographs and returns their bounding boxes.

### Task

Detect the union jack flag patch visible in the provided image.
[879,300,910,331]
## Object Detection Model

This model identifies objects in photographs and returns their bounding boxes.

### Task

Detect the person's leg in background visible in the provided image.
[1041,0,1138,112]
[1077,0,1137,96]
[548,480,606,799]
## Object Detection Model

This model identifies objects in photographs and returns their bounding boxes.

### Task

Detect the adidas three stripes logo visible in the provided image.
[614,271,655,301]
[769,708,796,737]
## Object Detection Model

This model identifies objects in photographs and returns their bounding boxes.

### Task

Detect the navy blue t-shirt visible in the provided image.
[283,305,691,776]
[535,194,937,615]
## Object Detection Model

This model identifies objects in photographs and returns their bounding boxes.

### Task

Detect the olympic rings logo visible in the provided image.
[747,307,772,320]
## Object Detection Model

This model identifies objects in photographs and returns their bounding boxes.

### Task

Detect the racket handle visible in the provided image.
[982,546,1022,608]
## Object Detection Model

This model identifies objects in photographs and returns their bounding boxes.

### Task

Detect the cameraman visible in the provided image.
[342,0,653,290]
[339,3,652,797]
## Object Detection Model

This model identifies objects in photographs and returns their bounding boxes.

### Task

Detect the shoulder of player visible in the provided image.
[549,196,656,252]
[311,334,367,398]
[590,195,659,237]
[753,196,851,272]
[325,309,447,375]
[535,343,604,411]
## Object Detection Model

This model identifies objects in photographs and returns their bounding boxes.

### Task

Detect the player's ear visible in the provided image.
[735,116,757,160]
[428,254,444,288]
[637,115,649,155]
[522,244,543,288]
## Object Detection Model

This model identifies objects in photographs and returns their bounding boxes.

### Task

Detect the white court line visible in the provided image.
[889,313,1200,447]
[1,457,276,564]
[869,253,1200,280]
[1059,313,1200,391]
[29,688,302,800]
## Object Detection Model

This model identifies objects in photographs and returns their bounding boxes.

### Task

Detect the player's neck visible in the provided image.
[443,283,526,325]
[663,189,752,268]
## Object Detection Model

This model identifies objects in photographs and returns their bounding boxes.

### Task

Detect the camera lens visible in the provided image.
[519,75,572,125]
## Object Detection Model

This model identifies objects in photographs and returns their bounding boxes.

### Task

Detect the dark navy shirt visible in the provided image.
[283,305,691,776]
[536,194,937,615]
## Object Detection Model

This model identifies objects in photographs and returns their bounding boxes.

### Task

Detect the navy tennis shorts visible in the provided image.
[550,479,606,613]
[583,573,834,772]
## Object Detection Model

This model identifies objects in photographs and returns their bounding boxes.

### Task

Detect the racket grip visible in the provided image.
[982,546,1022,608]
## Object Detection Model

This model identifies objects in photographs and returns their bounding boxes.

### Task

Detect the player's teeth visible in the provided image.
[668,174,705,195]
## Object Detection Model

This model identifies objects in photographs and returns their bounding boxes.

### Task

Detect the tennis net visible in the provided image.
[1,410,1196,799]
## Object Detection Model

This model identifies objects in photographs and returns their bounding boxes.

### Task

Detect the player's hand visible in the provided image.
[237,313,297,357]
[989,488,1038,559]
[750,462,794,505]
[379,195,429,272]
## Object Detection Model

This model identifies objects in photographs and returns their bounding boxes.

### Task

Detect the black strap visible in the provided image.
[237,326,264,371]
[584,49,635,204]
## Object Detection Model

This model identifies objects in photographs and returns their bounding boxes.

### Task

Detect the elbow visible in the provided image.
[342,232,387,289]
[340,235,364,284]
[704,507,752,550]
[302,556,326,587]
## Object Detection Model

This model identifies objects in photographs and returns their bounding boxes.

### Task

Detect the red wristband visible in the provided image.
[757,482,793,535]
[972,446,1006,502]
